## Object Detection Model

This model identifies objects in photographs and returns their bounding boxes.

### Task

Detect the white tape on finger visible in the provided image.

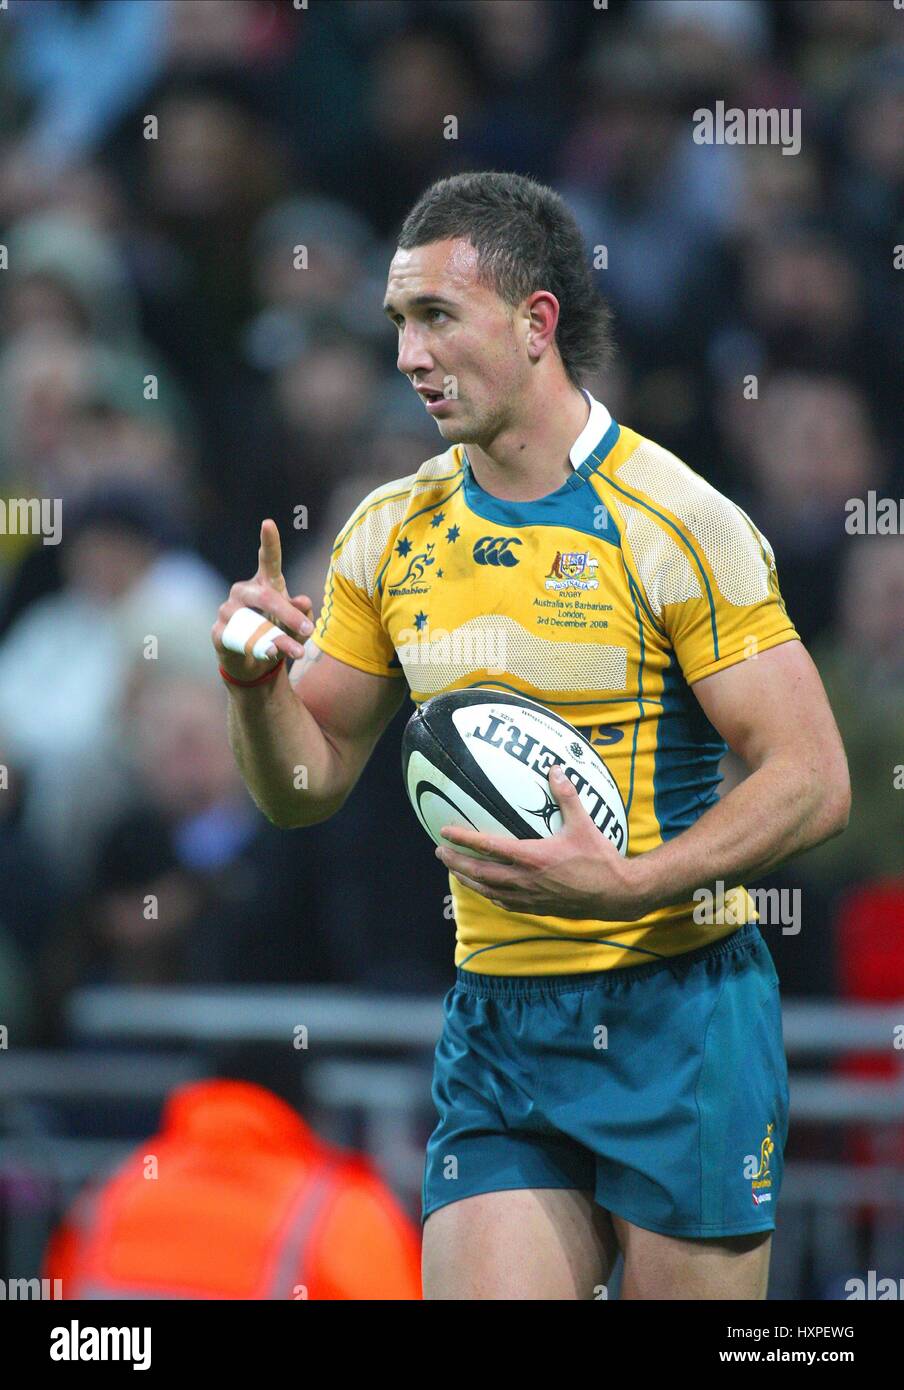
[221,606,283,662]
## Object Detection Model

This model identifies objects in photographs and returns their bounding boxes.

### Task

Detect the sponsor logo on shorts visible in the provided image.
[743,1122,775,1206]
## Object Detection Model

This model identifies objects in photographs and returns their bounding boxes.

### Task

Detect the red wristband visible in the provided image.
[219,657,285,688]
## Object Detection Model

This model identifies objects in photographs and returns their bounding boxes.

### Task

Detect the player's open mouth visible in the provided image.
[420,390,452,414]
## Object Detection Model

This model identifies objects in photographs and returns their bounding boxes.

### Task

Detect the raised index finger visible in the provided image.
[258,519,286,591]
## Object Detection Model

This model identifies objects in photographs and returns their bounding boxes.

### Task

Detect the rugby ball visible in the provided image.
[401,688,628,860]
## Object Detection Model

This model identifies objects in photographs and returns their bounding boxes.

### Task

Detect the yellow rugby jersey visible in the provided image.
[311,393,799,975]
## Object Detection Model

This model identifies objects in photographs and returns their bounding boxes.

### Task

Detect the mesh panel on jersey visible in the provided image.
[615,441,772,606]
[333,477,445,599]
[735,503,778,572]
[395,614,627,695]
[416,451,462,481]
[610,499,701,616]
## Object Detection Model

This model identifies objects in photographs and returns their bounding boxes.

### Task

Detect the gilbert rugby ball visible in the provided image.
[401,688,628,860]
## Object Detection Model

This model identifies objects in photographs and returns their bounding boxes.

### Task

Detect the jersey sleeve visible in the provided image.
[659,498,799,684]
[311,486,407,679]
[610,445,800,685]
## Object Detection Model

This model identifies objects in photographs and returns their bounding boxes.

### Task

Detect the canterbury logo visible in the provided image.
[473,535,522,567]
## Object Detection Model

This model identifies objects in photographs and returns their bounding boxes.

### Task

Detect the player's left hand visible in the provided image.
[436,765,649,921]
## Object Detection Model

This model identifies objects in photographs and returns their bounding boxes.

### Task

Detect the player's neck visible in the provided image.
[464,385,590,502]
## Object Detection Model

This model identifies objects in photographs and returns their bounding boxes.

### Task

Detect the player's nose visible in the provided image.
[396,325,433,377]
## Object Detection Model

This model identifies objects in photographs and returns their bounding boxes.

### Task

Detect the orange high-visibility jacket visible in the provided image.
[43,1079,422,1299]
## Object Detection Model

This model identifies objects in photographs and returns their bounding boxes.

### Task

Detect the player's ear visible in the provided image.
[524,290,559,362]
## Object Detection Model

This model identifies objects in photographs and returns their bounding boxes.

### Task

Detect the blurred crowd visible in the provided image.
[0,0,902,1044]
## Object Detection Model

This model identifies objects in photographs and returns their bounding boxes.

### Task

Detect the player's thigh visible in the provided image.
[422,1188,618,1300]
[613,1214,772,1300]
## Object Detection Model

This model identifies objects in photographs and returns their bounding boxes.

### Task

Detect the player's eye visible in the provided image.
[389,307,447,328]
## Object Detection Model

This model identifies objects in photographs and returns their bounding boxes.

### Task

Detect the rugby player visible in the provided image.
[212,172,850,1300]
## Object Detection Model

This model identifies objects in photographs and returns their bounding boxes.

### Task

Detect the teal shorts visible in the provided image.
[422,923,789,1239]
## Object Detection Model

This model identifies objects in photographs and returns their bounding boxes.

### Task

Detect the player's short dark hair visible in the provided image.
[396,171,614,387]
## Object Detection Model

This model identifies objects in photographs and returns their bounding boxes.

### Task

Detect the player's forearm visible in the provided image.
[630,750,851,917]
[226,666,344,827]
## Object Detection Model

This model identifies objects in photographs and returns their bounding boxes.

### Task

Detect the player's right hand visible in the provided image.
[212,519,315,680]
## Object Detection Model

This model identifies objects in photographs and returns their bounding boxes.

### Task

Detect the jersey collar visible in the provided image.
[569,389,613,470]
[461,389,615,481]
